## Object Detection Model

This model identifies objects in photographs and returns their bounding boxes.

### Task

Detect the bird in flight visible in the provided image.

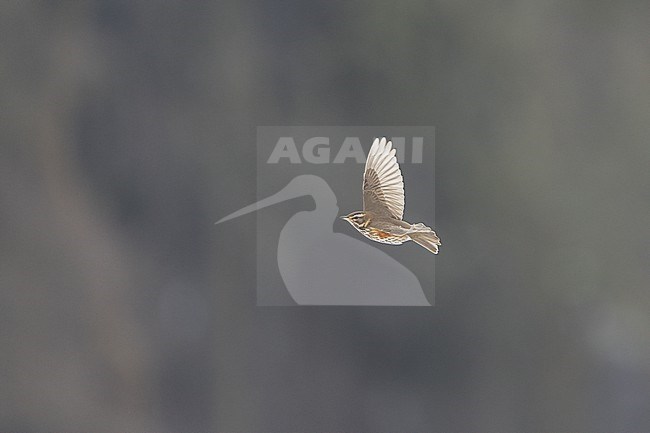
[341,137,441,254]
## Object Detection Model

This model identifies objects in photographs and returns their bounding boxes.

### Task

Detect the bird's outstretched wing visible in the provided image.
[363,137,405,220]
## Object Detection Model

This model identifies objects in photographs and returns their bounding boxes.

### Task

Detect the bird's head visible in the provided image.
[340,211,367,229]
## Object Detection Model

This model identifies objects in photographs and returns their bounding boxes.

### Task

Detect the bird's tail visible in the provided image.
[409,224,441,254]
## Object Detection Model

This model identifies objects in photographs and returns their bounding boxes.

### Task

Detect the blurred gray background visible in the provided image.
[2,1,650,432]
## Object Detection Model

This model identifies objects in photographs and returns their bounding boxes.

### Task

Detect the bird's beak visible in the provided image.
[339,216,348,221]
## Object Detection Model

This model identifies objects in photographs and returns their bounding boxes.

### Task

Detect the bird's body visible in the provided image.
[344,211,411,245]
[342,137,441,254]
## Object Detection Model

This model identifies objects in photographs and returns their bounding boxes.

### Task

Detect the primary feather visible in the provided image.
[363,138,405,220]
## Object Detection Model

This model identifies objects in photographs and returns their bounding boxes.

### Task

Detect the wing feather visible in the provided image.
[362,137,405,220]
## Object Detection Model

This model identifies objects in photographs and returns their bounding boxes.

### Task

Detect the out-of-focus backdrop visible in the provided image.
[2,2,650,432]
